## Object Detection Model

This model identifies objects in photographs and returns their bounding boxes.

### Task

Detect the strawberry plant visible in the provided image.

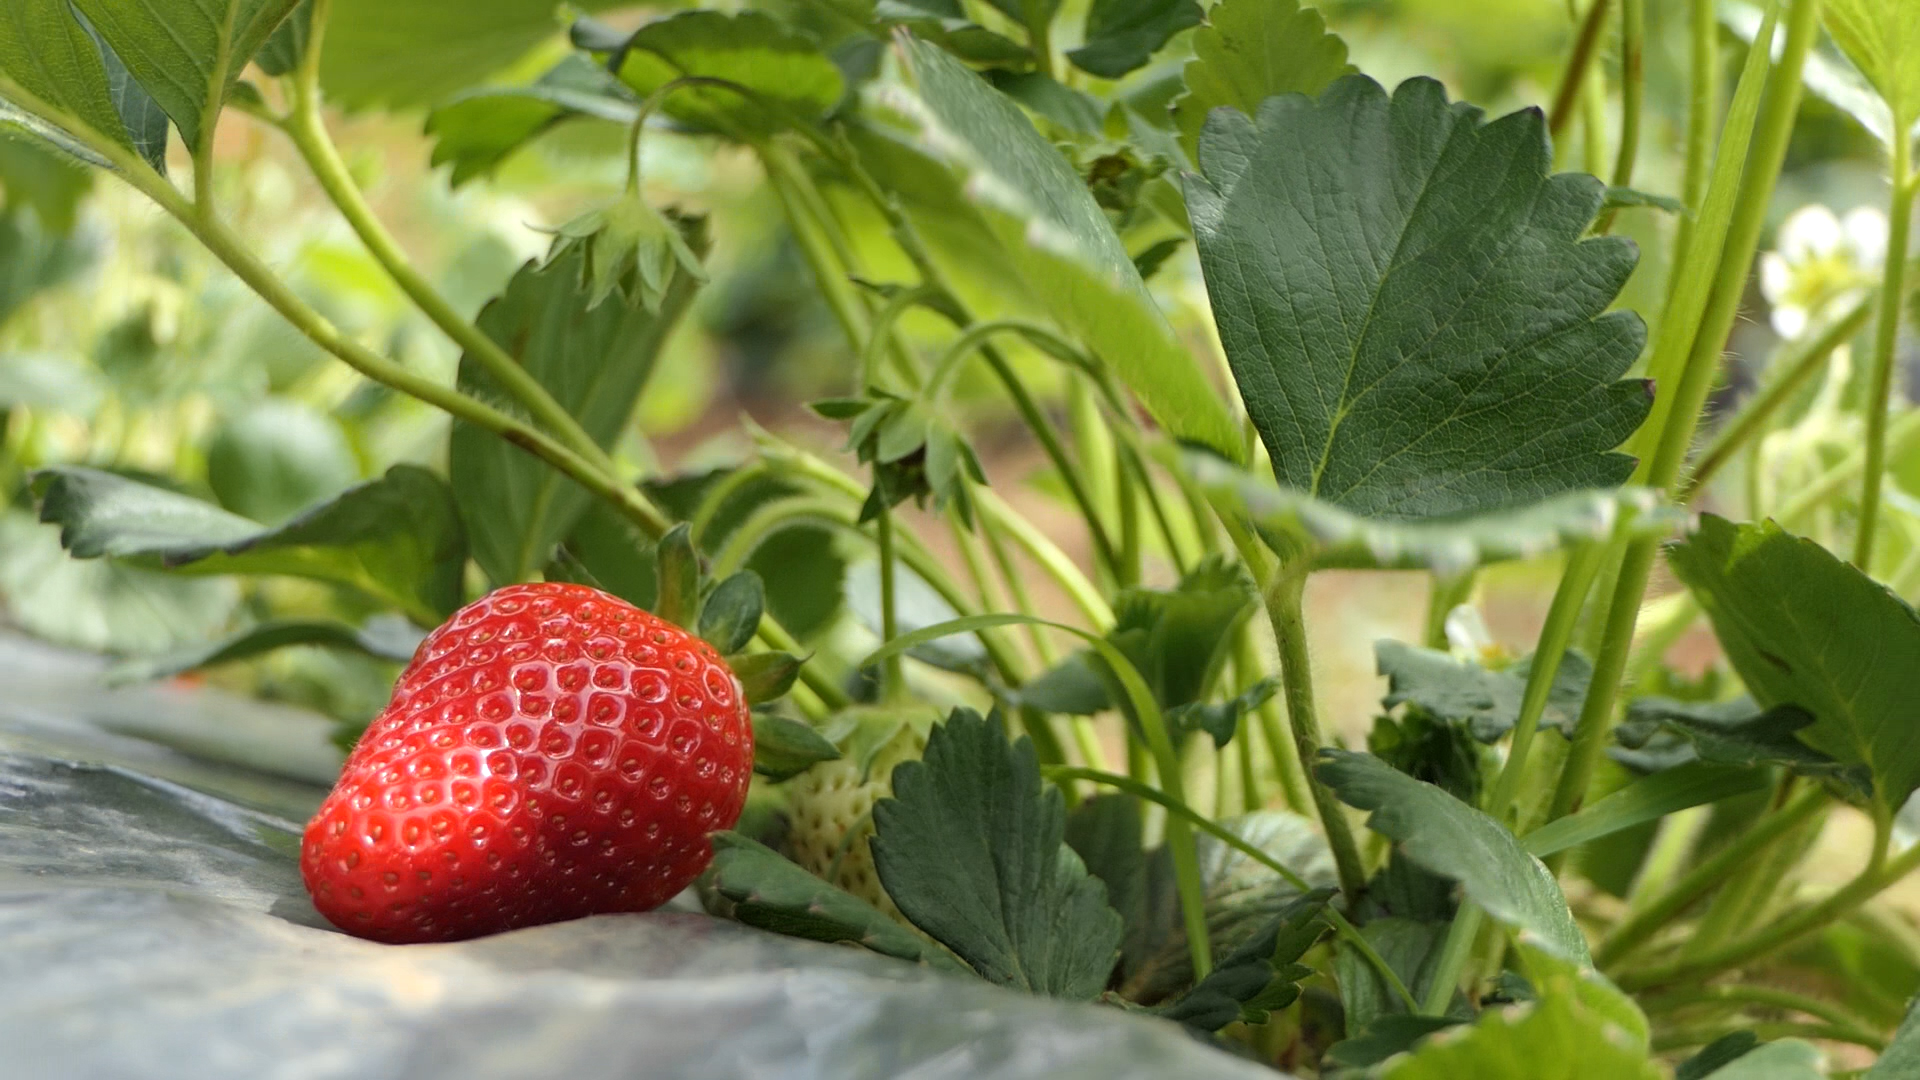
[5,0,1920,1076]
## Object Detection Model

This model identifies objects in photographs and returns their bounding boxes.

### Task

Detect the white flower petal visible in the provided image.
[1771,303,1809,340]
[1780,204,1842,262]
[1760,252,1794,304]
[1843,206,1889,269]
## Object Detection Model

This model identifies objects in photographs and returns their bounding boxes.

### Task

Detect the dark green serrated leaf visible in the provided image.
[426,56,637,187]
[616,11,843,137]
[1018,651,1111,715]
[735,651,803,705]
[652,523,700,629]
[1319,750,1589,963]
[749,714,840,781]
[1064,794,1148,966]
[1170,0,1352,159]
[1068,0,1202,80]
[700,572,764,656]
[33,465,466,624]
[450,244,696,588]
[1616,696,1869,797]
[1188,76,1650,523]
[106,617,420,684]
[253,0,308,76]
[1668,516,1920,810]
[74,10,168,172]
[871,708,1123,999]
[894,36,1241,459]
[706,831,963,970]
[69,0,297,151]
[316,0,625,111]
[1106,555,1255,713]
[1167,678,1276,748]
[0,1,134,159]
[1335,916,1451,1029]
[1378,640,1593,743]
[1158,888,1331,1031]
[1324,1015,1462,1071]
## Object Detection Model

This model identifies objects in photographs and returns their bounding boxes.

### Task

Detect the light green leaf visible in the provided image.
[615,11,844,137]
[450,244,697,588]
[426,56,638,187]
[1869,996,1920,1078]
[890,36,1241,459]
[1667,516,1920,810]
[873,0,1031,67]
[1704,1039,1827,1079]
[0,135,94,233]
[69,0,296,150]
[1188,76,1650,526]
[1318,750,1589,963]
[1068,0,1203,80]
[1723,3,1914,147]
[0,1,134,157]
[1192,450,1677,574]
[871,708,1124,999]
[317,0,626,111]
[749,714,840,781]
[1378,991,1661,1079]
[33,464,466,625]
[1521,762,1769,858]
[105,617,421,683]
[1170,0,1353,160]
[1514,939,1648,1054]
[705,832,966,971]
[1377,640,1593,743]
[1823,0,1920,126]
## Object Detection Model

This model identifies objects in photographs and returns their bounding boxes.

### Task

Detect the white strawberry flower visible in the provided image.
[1759,204,1887,339]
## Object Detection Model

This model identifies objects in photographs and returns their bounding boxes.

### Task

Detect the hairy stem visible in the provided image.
[1854,137,1917,568]
[1549,0,1616,138]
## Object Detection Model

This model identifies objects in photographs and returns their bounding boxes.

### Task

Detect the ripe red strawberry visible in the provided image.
[301,582,754,944]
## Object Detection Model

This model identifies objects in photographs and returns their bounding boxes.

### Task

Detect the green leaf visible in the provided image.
[1376,992,1661,1079]
[987,70,1104,135]
[106,617,420,683]
[1677,1033,1761,1080]
[1870,995,1920,1078]
[1158,888,1331,1031]
[1167,678,1276,748]
[1192,451,1676,575]
[1064,794,1149,966]
[0,135,93,233]
[734,651,803,705]
[73,10,169,171]
[1601,186,1686,215]
[700,572,764,656]
[1377,640,1593,743]
[1667,516,1920,810]
[1823,0,1920,125]
[1514,939,1648,1054]
[1616,697,1869,797]
[1324,1015,1461,1071]
[749,714,840,781]
[68,0,297,150]
[615,11,844,137]
[1336,917,1451,1029]
[1105,555,1256,714]
[1187,76,1650,524]
[1699,1039,1826,1079]
[845,558,987,673]
[652,523,700,629]
[873,0,1031,67]
[1722,3,1915,148]
[1318,750,1589,963]
[0,1,137,159]
[892,37,1241,460]
[870,708,1123,999]
[316,0,625,111]
[705,832,964,971]
[449,245,696,588]
[1068,0,1202,80]
[204,400,359,527]
[426,56,638,188]
[253,0,308,76]
[1521,761,1770,859]
[1170,0,1353,160]
[33,465,466,624]
[1019,652,1111,715]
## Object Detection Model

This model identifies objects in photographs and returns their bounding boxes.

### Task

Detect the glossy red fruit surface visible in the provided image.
[301,582,754,944]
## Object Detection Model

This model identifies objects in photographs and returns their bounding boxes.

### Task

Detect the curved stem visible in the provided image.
[876,508,904,700]
[1549,0,1616,138]
[1595,786,1828,967]
[1682,293,1875,500]
[1854,138,1917,568]
[1618,809,1911,991]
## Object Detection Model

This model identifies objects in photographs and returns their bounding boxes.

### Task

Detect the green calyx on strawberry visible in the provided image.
[302,531,799,944]
[543,191,707,313]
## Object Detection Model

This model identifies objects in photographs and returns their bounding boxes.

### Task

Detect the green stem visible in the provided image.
[1548,0,1616,138]
[1423,572,1475,650]
[761,147,873,361]
[1682,293,1875,501]
[1595,786,1827,967]
[976,488,1115,627]
[1618,811,1911,991]
[1777,408,1920,524]
[876,508,904,700]
[1595,0,1645,234]
[1493,543,1607,821]
[1219,515,1314,816]
[975,508,1058,666]
[1854,144,1917,568]
[1423,906,1485,1015]
[1266,570,1370,902]
[1676,0,1718,263]
[1552,0,1815,827]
